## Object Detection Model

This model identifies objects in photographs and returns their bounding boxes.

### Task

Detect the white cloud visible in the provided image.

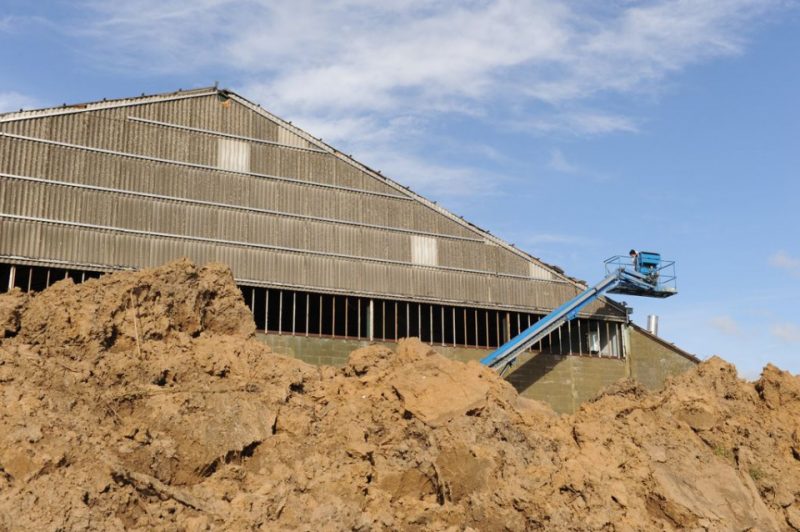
[64,0,786,197]
[0,92,39,114]
[526,112,640,136]
[769,250,800,277]
[709,315,743,337]
[525,0,777,102]
[74,1,785,118]
[771,322,800,343]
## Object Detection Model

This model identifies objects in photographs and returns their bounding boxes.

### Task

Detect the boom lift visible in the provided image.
[481,252,677,375]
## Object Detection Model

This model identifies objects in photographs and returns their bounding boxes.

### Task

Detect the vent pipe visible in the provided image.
[647,315,659,336]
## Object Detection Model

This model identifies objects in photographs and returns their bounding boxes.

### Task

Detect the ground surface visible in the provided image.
[1,260,799,531]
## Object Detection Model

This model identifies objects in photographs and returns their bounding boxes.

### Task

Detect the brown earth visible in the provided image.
[1,259,799,531]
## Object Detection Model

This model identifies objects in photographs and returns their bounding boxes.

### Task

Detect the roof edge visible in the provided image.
[0,86,218,122]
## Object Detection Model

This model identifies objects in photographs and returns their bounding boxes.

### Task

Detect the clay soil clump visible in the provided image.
[1,260,799,530]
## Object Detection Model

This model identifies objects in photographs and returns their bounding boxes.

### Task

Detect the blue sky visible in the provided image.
[2,0,799,377]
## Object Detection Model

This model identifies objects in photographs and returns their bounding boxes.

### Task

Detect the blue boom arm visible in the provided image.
[480,255,676,374]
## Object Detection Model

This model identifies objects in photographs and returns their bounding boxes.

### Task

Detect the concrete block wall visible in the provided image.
[257,325,697,414]
[628,326,698,390]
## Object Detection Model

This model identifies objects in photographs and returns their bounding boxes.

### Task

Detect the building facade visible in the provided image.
[0,87,696,411]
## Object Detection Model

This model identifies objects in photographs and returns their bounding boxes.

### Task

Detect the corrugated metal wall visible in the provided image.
[0,91,622,319]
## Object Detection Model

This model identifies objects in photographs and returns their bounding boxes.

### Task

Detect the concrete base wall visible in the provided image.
[257,333,487,368]
[628,327,697,390]
[503,351,627,413]
[257,328,695,414]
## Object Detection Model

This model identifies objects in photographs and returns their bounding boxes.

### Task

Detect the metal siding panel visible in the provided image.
[217,138,250,172]
[252,111,280,143]
[334,159,358,188]
[410,236,437,266]
[276,126,309,149]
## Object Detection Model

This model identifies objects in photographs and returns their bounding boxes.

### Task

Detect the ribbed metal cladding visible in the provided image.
[0,141,476,243]
[1,99,396,196]
[1,216,618,316]
[0,90,626,319]
[0,177,513,270]
[0,137,479,240]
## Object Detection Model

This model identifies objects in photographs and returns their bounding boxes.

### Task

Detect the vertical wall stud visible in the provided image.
[368,299,374,342]
[474,309,479,348]
[451,307,455,347]
[440,306,444,347]
[495,312,500,347]
[429,305,433,345]
[567,320,573,354]
[485,311,490,348]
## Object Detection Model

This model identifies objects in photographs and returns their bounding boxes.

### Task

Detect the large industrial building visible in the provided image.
[0,87,696,412]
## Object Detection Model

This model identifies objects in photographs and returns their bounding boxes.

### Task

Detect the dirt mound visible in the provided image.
[1,260,799,530]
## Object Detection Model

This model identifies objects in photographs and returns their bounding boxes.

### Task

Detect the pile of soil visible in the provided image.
[1,259,799,530]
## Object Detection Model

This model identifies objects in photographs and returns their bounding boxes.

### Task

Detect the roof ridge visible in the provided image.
[0,85,219,122]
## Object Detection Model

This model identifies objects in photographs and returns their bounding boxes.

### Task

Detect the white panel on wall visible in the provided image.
[529,262,554,280]
[217,138,250,172]
[411,235,438,266]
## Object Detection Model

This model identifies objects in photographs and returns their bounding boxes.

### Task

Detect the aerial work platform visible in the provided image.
[481,252,677,375]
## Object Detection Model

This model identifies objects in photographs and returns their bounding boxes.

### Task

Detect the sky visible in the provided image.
[1,0,799,378]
